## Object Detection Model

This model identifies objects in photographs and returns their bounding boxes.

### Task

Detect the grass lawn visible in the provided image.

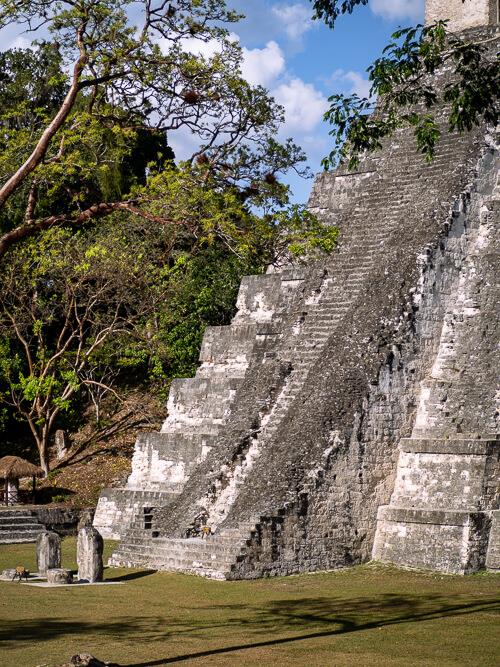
[0,539,498,667]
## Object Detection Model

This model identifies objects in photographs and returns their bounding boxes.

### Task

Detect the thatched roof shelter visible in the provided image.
[0,456,43,480]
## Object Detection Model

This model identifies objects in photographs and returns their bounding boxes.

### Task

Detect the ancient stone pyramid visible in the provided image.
[94,9,500,579]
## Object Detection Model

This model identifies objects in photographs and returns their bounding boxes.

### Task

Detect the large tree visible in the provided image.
[0,222,161,475]
[309,0,499,168]
[0,0,310,258]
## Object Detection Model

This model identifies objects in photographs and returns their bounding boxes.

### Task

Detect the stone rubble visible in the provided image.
[46,568,73,584]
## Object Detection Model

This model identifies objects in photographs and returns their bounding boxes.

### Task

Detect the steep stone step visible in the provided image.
[0,509,44,544]
[0,515,38,525]
[0,529,44,544]
[110,532,249,578]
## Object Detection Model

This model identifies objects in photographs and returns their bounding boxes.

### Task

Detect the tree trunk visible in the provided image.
[38,435,50,478]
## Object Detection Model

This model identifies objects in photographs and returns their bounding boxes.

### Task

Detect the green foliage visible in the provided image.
[156,246,260,385]
[0,222,163,469]
[0,161,337,465]
[321,22,499,169]
[51,493,69,503]
[0,0,309,255]
[0,1,340,467]
[310,0,368,27]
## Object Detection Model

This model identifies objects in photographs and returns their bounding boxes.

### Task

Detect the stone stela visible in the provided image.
[426,0,500,31]
[93,1,500,579]
[36,531,61,576]
[77,526,104,583]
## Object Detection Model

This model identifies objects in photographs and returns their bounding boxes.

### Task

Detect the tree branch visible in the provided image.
[0,200,176,261]
[0,23,88,208]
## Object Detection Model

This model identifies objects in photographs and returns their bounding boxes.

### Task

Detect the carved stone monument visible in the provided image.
[36,530,61,576]
[77,526,103,582]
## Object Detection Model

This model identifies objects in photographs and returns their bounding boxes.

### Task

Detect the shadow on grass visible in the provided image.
[127,595,500,665]
[0,593,498,663]
[105,569,157,582]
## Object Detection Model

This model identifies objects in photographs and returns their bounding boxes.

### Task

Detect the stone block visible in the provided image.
[425,0,498,32]
[486,510,500,570]
[389,450,490,510]
[399,437,498,455]
[233,275,283,324]
[373,507,490,574]
[1,568,18,580]
[199,324,256,364]
[54,429,68,460]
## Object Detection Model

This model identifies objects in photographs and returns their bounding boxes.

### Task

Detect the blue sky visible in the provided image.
[0,0,426,203]
[225,0,425,202]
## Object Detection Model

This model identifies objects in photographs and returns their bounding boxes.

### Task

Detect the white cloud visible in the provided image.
[0,26,36,52]
[176,36,286,90]
[370,0,424,21]
[240,41,285,87]
[179,36,224,60]
[329,69,371,98]
[8,35,34,50]
[272,3,314,41]
[272,78,328,132]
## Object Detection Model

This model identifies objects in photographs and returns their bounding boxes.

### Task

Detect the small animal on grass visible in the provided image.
[12,566,30,582]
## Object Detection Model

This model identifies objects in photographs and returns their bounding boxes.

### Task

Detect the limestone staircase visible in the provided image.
[0,509,44,544]
[109,509,259,578]
[94,270,307,539]
[109,163,416,573]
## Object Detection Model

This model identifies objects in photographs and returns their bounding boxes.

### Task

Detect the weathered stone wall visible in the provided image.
[426,0,498,31]
[372,144,500,572]
[486,510,500,570]
[226,125,499,578]
[94,269,307,538]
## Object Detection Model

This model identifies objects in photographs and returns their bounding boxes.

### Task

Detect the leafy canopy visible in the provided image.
[0,1,313,257]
